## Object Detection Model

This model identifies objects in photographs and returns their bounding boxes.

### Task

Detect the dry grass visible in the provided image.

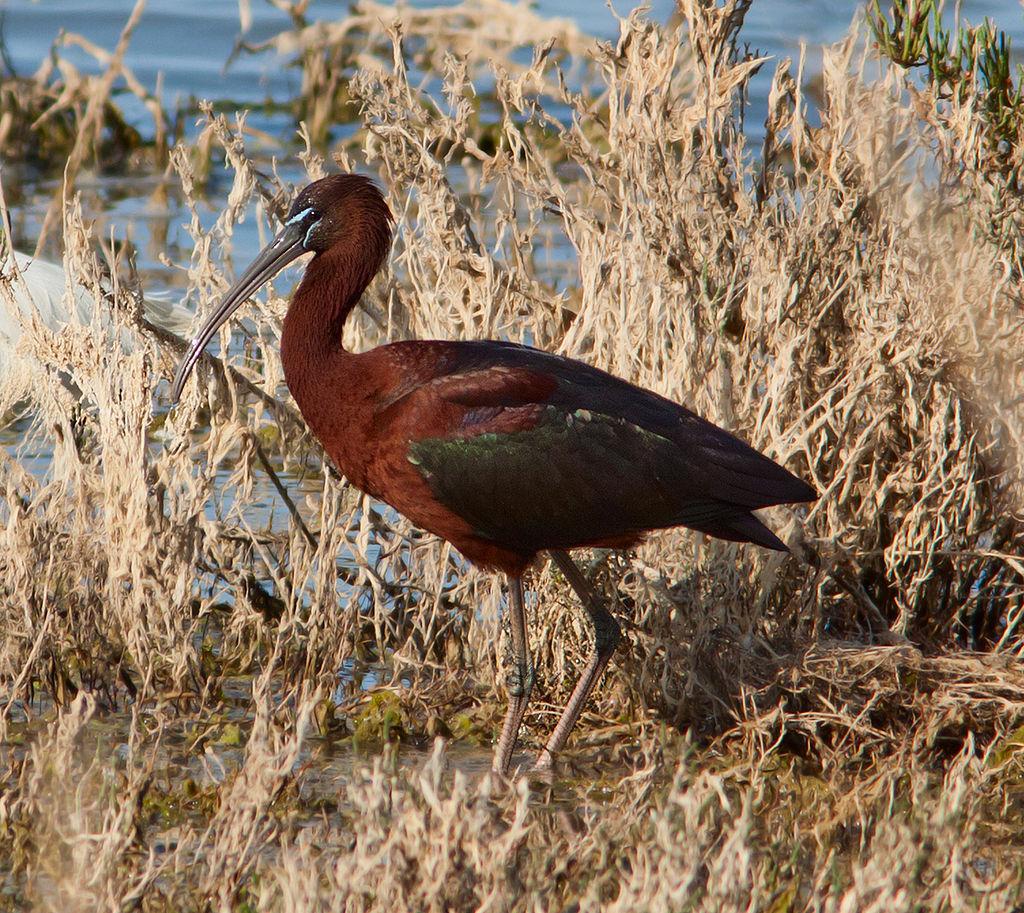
[1,1,1024,910]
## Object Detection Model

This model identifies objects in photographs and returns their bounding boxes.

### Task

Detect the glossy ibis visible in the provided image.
[171,174,816,775]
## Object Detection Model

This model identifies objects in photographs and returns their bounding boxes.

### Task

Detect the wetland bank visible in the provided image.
[2,1,1024,910]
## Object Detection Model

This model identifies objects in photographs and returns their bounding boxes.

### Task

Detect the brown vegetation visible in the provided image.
[1,1,1023,910]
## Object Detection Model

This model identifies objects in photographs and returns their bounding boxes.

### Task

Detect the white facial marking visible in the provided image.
[286,207,314,226]
[303,218,323,249]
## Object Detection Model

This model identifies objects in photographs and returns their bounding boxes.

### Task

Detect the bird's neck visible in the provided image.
[279,244,380,445]
[282,248,367,368]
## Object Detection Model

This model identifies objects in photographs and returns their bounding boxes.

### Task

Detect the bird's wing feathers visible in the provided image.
[409,402,747,551]
[424,363,558,409]
[398,344,812,551]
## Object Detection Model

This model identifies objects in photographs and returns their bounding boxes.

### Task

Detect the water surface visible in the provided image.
[3,0,1021,280]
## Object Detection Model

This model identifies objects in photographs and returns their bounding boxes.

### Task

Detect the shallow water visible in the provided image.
[3,0,1022,284]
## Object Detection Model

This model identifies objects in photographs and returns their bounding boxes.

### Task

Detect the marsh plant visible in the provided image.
[1,1,1023,910]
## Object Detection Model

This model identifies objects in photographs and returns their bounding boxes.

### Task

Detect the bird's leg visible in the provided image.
[493,575,534,776]
[534,549,621,771]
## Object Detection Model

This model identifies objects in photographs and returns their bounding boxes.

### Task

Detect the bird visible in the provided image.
[0,248,193,376]
[171,174,816,776]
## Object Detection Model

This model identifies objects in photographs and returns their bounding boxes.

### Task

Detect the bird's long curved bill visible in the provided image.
[170,223,309,404]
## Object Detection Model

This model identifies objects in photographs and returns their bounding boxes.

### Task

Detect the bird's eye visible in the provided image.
[285,206,320,227]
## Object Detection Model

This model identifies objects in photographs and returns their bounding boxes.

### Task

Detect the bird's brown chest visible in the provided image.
[283,344,538,575]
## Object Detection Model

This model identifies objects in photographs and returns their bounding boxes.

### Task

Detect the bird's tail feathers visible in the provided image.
[691,512,789,552]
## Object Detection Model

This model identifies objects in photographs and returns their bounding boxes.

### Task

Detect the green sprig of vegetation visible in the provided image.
[869,1,1024,174]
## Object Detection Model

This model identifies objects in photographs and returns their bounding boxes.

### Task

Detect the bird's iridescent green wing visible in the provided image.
[396,346,813,551]
[408,401,753,551]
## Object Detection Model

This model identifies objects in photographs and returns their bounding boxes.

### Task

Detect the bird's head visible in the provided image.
[281,173,391,256]
[170,174,392,404]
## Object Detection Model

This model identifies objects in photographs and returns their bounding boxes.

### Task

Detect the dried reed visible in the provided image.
[1,1,1023,910]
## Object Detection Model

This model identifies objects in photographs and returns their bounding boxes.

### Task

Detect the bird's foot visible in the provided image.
[528,749,557,785]
[532,746,554,769]
[486,766,510,792]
